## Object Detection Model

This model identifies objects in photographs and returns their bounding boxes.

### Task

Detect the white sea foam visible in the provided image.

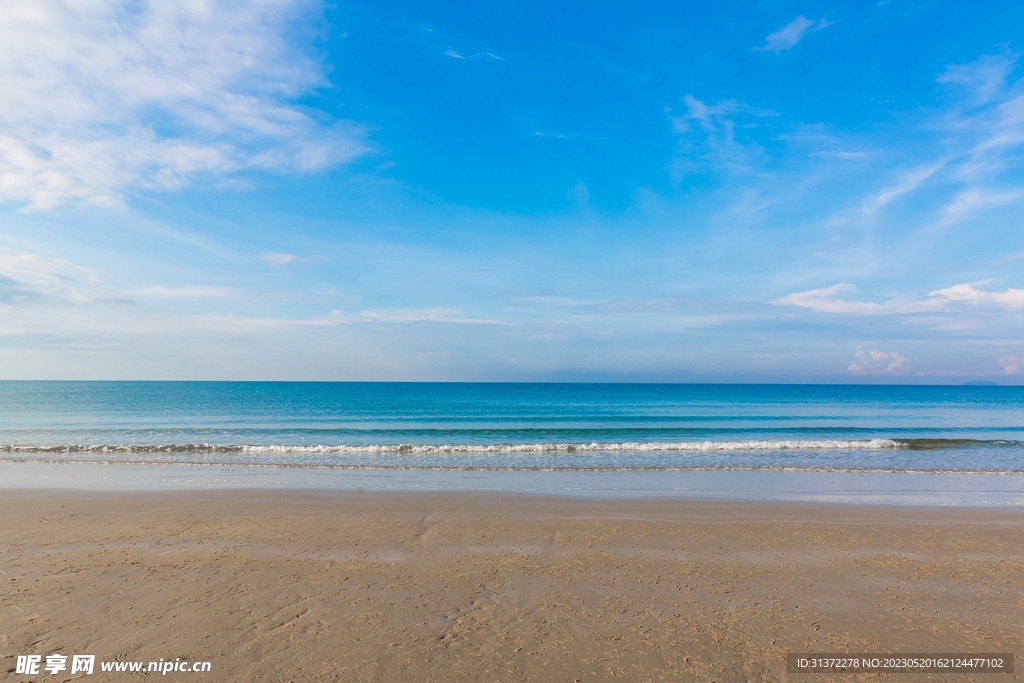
[235,438,904,453]
[0,457,1018,475]
[1,439,903,454]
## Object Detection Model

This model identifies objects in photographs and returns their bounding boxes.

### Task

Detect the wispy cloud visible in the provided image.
[445,48,503,61]
[993,252,1024,263]
[775,284,898,314]
[134,286,239,299]
[937,51,1017,106]
[497,290,555,299]
[775,282,1024,314]
[345,308,509,325]
[0,0,368,210]
[0,245,510,350]
[677,50,1022,248]
[669,95,775,177]
[861,162,947,217]
[260,252,296,266]
[922,52,1024,225]
[0,247,98,305]
[813,150,869,160]
[806,50,1024,268]
[755,16,832,53]
[166,308,509,332]
[0,246,239,307]
[932,187,1022,228]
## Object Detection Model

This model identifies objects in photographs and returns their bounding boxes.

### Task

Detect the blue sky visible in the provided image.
[1,0,1024,381]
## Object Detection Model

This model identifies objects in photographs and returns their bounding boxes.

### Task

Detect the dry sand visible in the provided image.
[2,490,1022,682]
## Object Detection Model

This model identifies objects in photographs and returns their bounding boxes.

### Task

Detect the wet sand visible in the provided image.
[2,490,1022,682]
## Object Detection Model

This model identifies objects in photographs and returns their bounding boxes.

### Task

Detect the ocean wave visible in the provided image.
[0,438,903,454]
[0,457,1019,475]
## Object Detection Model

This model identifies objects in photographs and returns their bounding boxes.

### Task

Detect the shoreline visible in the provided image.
[5,485,1024,516]
[3,490,1022,682]
[4,460,1024,505]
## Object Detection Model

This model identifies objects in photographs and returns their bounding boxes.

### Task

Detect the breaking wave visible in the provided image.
[0,438,903,455]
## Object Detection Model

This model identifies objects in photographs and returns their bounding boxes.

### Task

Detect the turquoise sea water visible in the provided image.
[2,382,1023,474]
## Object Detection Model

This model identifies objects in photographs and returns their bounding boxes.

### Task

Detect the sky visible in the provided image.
[1,0,1024,382]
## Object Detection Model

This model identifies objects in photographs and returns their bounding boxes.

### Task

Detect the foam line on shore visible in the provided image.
[3,456,1022,474]
[0,438,903,454]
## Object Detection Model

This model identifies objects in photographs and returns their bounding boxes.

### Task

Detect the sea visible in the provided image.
[2,381,1023,504]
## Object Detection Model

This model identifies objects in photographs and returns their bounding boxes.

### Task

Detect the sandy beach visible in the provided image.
[3,490,1022,682]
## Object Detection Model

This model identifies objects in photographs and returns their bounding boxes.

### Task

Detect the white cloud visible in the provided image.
[848,347,908,374]
[0,0,368,210]
[928,282,1024,308]
[1000,355,1024,374]
[260,252,296,266]
[776,281,1024,314]
[756,16,832,53]
[773,284,906,314]
[445,49,465,59]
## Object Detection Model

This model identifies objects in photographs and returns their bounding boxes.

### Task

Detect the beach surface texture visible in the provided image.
[3,490,1021,682]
